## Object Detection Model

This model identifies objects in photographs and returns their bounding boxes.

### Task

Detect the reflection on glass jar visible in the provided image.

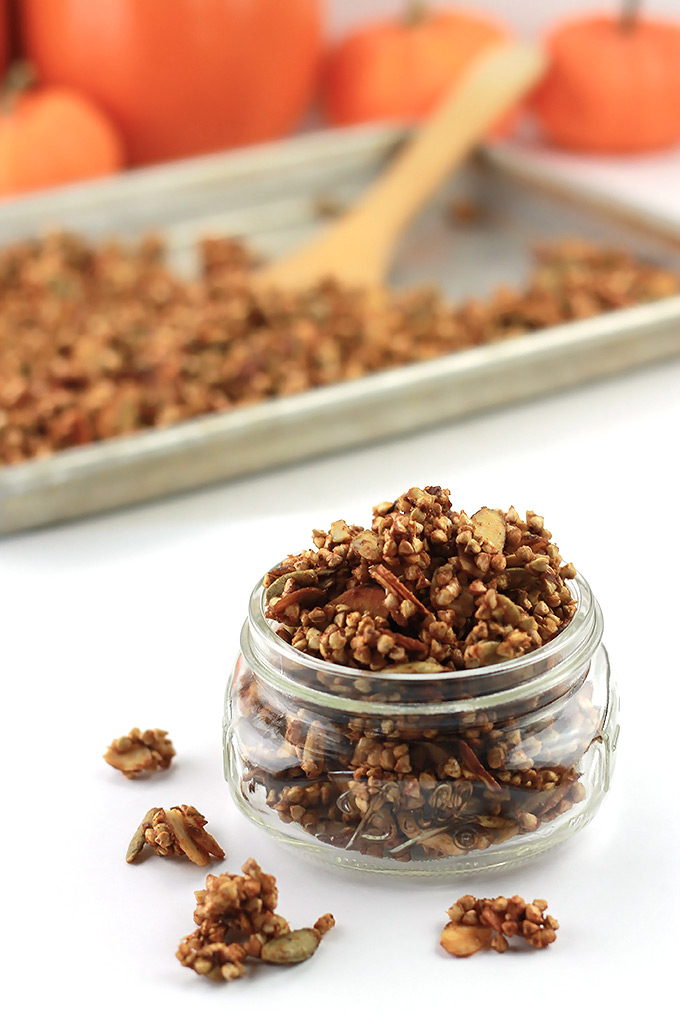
[224,573,618,874]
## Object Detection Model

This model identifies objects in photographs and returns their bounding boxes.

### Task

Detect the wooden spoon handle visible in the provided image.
[344,42,546,271]
[256,42,546,291]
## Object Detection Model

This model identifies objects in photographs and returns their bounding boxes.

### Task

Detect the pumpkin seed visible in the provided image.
[265,569,318,599]
[260,928,321,965]
[125,807,158,863]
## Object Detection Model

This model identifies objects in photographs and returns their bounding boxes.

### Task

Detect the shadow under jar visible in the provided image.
[224,572,618,875]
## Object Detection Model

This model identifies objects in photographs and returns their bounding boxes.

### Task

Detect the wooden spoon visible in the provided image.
[255,42,546,292]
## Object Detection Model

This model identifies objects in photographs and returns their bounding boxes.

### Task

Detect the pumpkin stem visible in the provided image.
[620,0,641,32]
[405,1,429,26]
[1,61,37,113]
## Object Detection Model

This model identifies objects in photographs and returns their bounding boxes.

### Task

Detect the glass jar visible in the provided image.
[224,572,618,875]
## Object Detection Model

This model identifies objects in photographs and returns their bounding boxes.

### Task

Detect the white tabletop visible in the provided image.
[3,146,679,1018]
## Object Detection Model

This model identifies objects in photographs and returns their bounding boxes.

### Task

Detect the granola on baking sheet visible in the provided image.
[1,233,676,464]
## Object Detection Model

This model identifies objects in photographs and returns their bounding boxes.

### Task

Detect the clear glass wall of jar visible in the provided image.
[224,573,618,875]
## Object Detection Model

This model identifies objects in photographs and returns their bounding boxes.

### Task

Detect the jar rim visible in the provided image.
[241,571,604,716]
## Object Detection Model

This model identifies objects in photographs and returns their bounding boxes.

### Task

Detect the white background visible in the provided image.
[4,281,679,1018]
[6,358,680,1015]
[3,1,680,1016]
[329,0,680,36]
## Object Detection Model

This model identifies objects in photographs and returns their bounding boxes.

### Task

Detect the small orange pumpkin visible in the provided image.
[322,2,512,127]
[20,0,322,166]
[0,71,124,197]
[532,5,680,153]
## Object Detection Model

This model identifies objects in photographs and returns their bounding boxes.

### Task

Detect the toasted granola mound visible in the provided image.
[264,487,577,673]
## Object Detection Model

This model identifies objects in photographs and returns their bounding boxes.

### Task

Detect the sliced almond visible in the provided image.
[420,832,463,857]
[391,633,428,653]
[329,520,351,543]
[104,745,154,775]
[190,827,226,862]
[266,587,326,619]
[455,739,500,790]
[382,661,448,673]
[369,565,430,616]
[471,507,506,553]
[164,807,211,866]
[301,720,326,779]
[440,921,493,957]
[350,529,382,562]
[328,585,388,616]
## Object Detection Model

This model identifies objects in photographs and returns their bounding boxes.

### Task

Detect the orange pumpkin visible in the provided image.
[19,0,322,166]
[0,80,124,197]
[322,2,511,127]
[532,9,680,153]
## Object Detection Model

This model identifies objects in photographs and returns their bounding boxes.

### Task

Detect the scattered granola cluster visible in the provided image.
[230,486,600,862]
[1,232,677,464]
[103,727,175,778]
[441,894,559,956]
[176,859,334,981]
[264,486,577,673]
[126,805,225,865]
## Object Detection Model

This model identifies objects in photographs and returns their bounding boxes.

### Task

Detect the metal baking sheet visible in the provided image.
[1,124,679,535]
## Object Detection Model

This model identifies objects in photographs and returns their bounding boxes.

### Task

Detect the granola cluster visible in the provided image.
[441,895,559,956]
[103,727,175,778]
[264,487,577,673]
[1,232,677,464]
[176,859,334,981]
[126,805,225,866]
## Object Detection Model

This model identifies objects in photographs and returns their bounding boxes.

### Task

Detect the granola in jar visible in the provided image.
[224,486,618,873]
